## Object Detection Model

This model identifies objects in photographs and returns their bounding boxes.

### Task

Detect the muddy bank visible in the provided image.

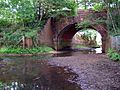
[49,54,120,90]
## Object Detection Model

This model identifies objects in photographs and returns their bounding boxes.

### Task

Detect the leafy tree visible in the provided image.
[35,0,78,21]
[0,0,78,47]
[102,0,120,35]
[75,0,120,35]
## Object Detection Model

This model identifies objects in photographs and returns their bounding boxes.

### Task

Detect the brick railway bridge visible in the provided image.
[39,9,110,53]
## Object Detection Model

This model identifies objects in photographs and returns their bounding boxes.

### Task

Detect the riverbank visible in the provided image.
[49,53,120,90]
[0,46,54,56]
[0,51,63,57]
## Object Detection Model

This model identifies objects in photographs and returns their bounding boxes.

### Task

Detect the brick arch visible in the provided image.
[56,23,108,53]
[39,10,110,53]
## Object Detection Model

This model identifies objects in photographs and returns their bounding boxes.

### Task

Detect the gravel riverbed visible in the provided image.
[49,54,120,90]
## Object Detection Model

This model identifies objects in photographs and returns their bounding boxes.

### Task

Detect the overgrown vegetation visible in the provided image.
[0,0,78,49]
[0,46,53,54]
[107,48,120,61]
[0,0,120,53]
[0,0,78,53]
[76,0,120,36]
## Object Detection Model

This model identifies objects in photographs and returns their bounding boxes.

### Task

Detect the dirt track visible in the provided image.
[49,54,120,90]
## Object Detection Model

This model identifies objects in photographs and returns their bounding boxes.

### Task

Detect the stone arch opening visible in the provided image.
[56,23,108,53]
[72,29,102,53]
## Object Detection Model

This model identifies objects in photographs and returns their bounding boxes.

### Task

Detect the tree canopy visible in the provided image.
[0,0,78,47]
[76,0,120,35]
[0,0,120,47]
[0,0,78,26]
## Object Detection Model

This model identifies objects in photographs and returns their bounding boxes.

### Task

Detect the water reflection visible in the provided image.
[0,56,81,90]
[53,48,102,57]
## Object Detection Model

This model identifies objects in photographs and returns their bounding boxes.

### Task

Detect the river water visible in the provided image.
[0,48,101,90]
[0,56,82,90]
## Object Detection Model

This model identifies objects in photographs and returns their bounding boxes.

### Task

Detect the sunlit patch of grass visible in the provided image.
[74,45,89,48]
[0,46,54,54]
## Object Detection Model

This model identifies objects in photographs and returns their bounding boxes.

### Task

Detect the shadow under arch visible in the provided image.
[56,23,108,53]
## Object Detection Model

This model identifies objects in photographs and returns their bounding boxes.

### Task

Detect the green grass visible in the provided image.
[0,46,54,54]
[74,45,89,48]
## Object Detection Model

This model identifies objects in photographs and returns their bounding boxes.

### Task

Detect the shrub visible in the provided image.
[107,48,120,61]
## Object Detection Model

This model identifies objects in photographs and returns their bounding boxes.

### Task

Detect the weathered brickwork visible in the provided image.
[39,9,109,53]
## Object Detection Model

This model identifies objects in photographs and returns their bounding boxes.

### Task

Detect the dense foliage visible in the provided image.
[76,0,120,35]
[107,48,120,61]
[0,0,120,53]
[0,0,78,48]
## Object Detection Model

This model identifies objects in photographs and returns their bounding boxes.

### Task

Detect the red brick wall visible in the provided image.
[39,9,109,52]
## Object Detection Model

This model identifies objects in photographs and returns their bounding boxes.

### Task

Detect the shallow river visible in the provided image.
[0,48,101,90]
[0,55,82,90]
